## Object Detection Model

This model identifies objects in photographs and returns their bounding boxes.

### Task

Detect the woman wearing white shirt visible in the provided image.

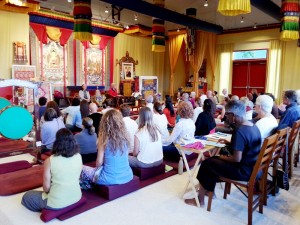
[129,107,163,168]
[153,102,170,145]
[163,101,195,161]
[79,84,90,102]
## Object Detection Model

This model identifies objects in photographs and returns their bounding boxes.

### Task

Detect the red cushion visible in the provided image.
[40,196,86,222]
[132,163,165,180]
[0,160,32,175]
[0,166,43,196]
[94,176,140,200]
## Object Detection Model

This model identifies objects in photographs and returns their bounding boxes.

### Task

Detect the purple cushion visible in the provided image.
[94,176,140,200]
[0,160,32,175]
[40,196,86,222]
[132,163,165,180]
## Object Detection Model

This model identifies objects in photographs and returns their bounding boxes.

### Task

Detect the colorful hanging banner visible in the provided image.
[152,0,165,52]
[280,0,300,41]
[73,0,92,41]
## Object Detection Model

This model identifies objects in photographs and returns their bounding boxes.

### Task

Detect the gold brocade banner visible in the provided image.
[0,0,40,14]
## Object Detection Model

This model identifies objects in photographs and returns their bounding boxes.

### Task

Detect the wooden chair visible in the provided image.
[283,120,300,178]
[207,133,278,225]
[295,132,300,167]
[264,127,289,205]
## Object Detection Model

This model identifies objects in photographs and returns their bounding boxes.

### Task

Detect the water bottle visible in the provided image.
[178,157,183,175]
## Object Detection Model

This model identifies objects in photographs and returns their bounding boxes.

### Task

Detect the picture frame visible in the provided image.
[122,62,133,80]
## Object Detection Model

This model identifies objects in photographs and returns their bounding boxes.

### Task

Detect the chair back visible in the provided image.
[249,133,279,186]
[273,127,289,161]
[288,120,300,150]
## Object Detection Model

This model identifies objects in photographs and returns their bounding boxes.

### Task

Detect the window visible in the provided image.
[233,50,267,60]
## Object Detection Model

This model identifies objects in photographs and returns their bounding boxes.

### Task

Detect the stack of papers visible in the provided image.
[205,132,231,142]
[204,140,225,147]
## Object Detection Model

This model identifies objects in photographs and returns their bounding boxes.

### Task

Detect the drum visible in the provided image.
[0,105,33,140]
[0,97,11,111]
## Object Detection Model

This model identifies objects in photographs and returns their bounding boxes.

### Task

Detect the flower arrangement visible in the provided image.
[132,91,142,100]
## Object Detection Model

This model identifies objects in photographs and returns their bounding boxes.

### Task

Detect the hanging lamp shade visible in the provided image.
[280,0,300,41]
[217,0,251,16]
[73,0,93,41]
[152,0,165,52]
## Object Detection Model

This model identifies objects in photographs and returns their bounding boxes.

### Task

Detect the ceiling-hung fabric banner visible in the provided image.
[280,0,300,41]
[73,0,93,41]
[152,0,165,52]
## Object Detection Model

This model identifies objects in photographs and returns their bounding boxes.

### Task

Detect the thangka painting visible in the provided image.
[139,76,158,99]
[84,47,105,86]
[13,42,28,64]
[12,65,36,80]
[42,41,66,84]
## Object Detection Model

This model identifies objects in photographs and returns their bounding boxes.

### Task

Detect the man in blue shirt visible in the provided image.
[277,90,300,130]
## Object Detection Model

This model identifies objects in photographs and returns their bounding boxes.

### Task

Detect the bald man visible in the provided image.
[88,103,102,136]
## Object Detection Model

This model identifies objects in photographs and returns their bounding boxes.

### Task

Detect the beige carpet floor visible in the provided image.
[0,154,300,225]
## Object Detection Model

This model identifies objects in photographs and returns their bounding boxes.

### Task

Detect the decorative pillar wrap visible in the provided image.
[280,0,300,41]
[73,0,92,41]
[152,0,165,52]
[185,8,196,61]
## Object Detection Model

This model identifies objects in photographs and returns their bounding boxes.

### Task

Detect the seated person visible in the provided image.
[61,98,82,132]
[107,83,118,97]
[153,102,170,145]
[41,101,63,125]
[240,96,253,120]
[193,97,203,123]
[75,117,97,164]
[145,95,154,112]
[41,108,65,152]
[93,89,106,107]
[185,100,261,207]
[129,107,163,168]
[277,90,300,130]
[88,103,102,136]
[195,99,216,136]
[79,84,90,102]
[22,128,82,212]
[101,99,115,115]
[80,109,133,185]
[163,101,195,162]
[255,95,278,144]
[119,104,138,153]
[38,97,47,120]
[163,95,176,128]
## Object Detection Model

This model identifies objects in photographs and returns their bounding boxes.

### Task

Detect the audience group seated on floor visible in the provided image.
[1,87,300,224]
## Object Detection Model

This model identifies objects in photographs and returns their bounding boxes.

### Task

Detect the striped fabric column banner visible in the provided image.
[280,0,300,41]
[152,0,165,52]
[73,0,92,41]
[186,8,196,61]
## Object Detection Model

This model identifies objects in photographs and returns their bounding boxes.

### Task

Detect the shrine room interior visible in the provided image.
[0,0,300,225]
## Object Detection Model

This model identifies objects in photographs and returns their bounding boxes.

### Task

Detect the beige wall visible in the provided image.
[0,11,30,79]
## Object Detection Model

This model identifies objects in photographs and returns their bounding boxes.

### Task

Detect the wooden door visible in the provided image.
[232,60,266,97]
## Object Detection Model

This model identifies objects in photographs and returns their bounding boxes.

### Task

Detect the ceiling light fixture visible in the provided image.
[204,0,208,7]
[253,23,257,28]
[240,17,244,23]
[177,28,180,32]
[105,8,109,13]
[67,0,72,3]
[134,14,138,21]
[125,25,129,29]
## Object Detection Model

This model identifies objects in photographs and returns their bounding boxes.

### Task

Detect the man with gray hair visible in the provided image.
[255,95,278,143]
[278,90,300,130]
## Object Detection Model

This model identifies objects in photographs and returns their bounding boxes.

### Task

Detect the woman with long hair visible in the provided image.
[195,98,216,136]
[22,128,82,212]
[80,99,90,118]
[163,95,176,128]
[129,107,163,168]
[74,117,97,163]
[153,102,170,145]
[80,109,133,185]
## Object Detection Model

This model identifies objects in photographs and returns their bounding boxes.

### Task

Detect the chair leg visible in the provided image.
[248,189,254,225]
[223,182,230,199]
[207,192,213,212]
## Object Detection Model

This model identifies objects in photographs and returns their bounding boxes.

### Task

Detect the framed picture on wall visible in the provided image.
[12,65,36,80]
[122,62,133,80]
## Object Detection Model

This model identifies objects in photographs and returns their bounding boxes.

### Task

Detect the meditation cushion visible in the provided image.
[0,160,32,175]
[164,153,199,172]
[0,165,43,196]
[94,175,140,200]
[132,163,165,180]
[40,196,87,222]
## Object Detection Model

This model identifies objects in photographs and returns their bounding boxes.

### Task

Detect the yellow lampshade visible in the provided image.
[217,0,251,16]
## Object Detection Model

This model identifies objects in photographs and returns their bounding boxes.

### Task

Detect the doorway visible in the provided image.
[232,60,267,97]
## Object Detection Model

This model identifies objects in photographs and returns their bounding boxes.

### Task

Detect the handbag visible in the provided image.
[276,133,289,191]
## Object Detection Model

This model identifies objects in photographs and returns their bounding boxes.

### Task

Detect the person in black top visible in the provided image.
[195,99,216,136]
[88,103,102,136]
[185,100,261,207]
